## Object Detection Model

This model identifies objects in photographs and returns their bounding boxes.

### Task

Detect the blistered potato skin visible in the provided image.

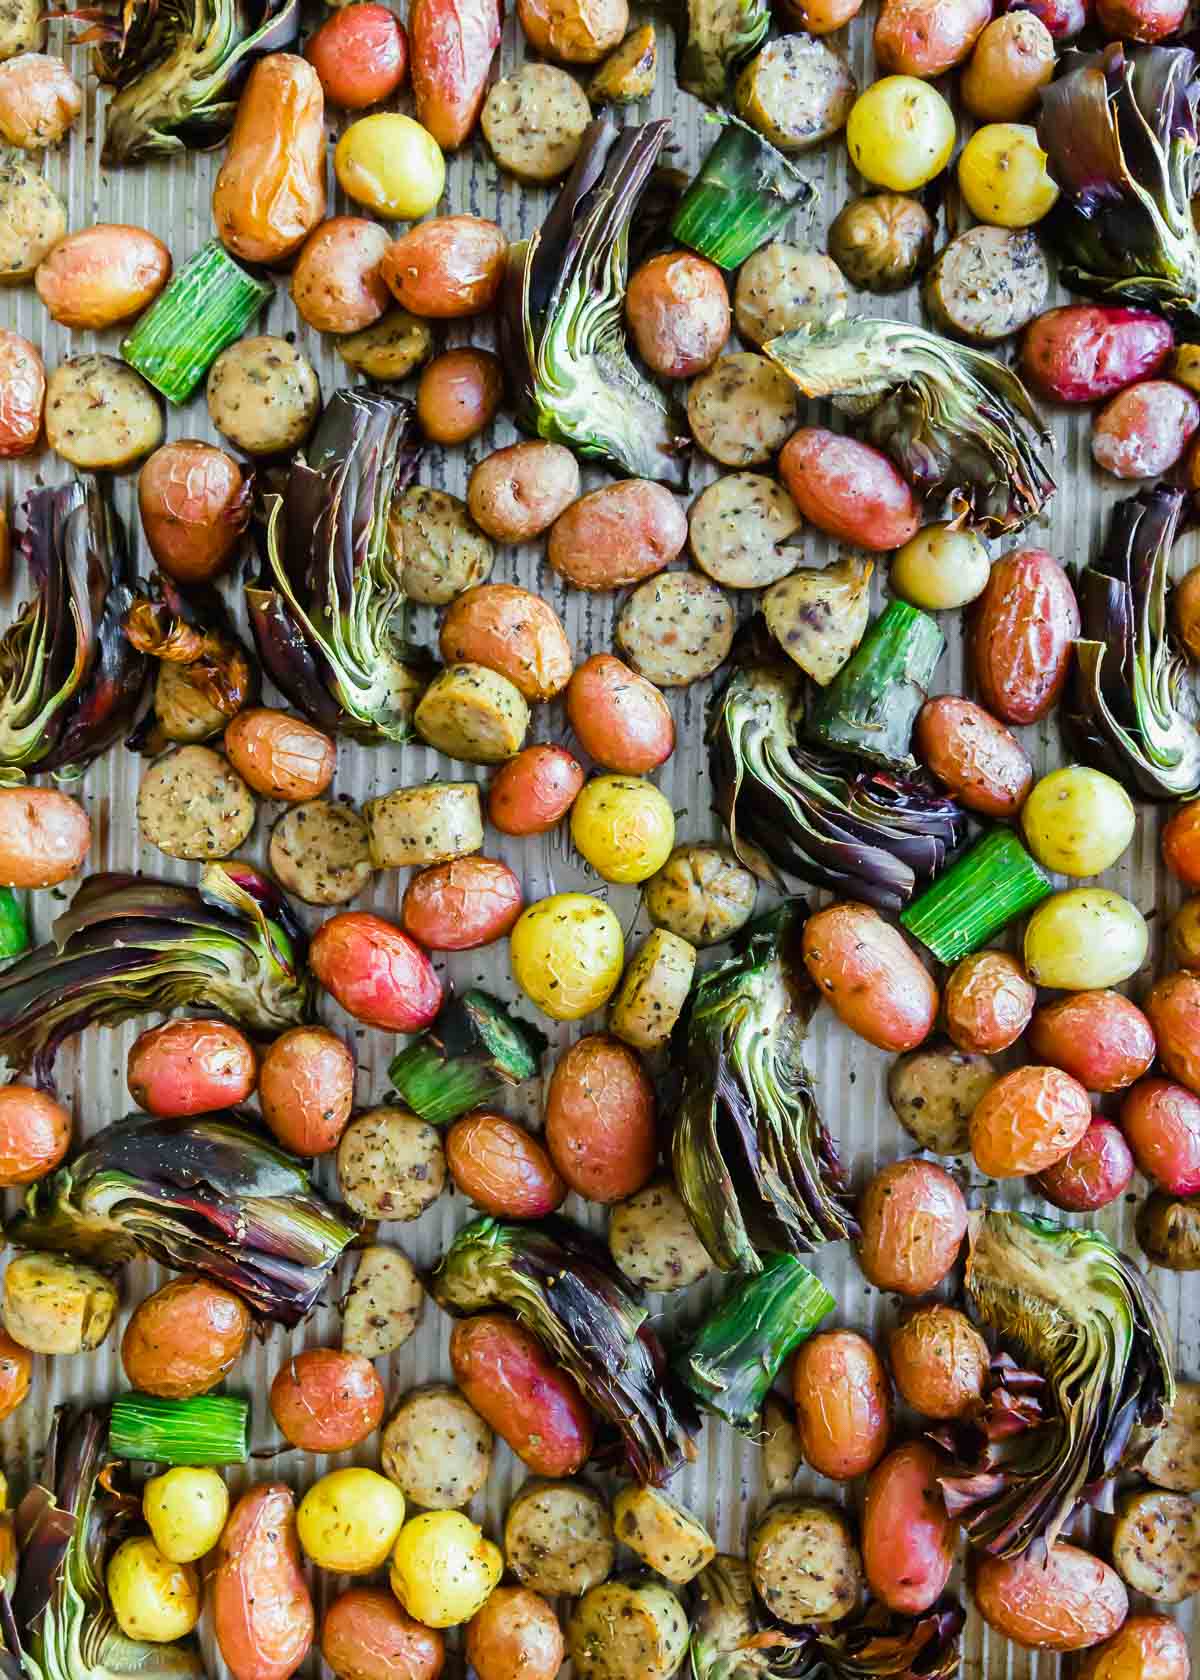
[780,429,919,551]
[269,1349,385,1452]
[213,1485,315,1680]
[566,654,675,774]
[792,1329,891,1480]
[1037,1118,1135,1212]
[35,224,170,328]
[1145,974,1200,1096]
[445,1111,565,1217]
[1021,306,1173,403]
[489,745,584,835]
[321,1587,444,1680]
[969,1063,1093,1178]
[0,328,44,457]
[1077,1615,1191,1680]
[138,441,249,585]
[381,216,506,317]
[875,0,990,77]
[944,950,1035,1054]
[973,1544,1128,1652]
[862,1442,956,1613]
[1120,1079,1200,1195]
[856,1158,967,1297]
[1028,990,1156,1091]
[439,584,573,702]
[0,1085,71,1185]
[127,1018,257,1116]
[259,1026,355,1156]
[401,858,524,951]
[468,441,580,541]
[410,0,502,150]
[0,787,90,886]
[548,480,686,590]
[212,55,326,265]
[802,903,937,1052]
[224,709,336,802]
[122,1277,251,1399]
[544,1033,658,1203]
[971,547,1080,725]
[915,696,1033,817]
[309,911,443,1032]
[887,1303,988,1419]
[450,1313,592,1476]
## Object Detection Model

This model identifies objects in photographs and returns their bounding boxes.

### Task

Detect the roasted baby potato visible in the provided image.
[138,441,250,585]
[409,0,500,150]
[212,54,325,264]
[311,911,442,1033]
[969,1064,1093,1179]
[803,903,937,1052]
[291,217,390,334]
[971,547,1080,725]
[943,949,1035,1053]
[450,1313,592,1476]
[466,1587,563,1680]
[517,0,626,60]
[223,709,335,802]
[489,744,584,835]
[0,786,90,886]
[0,1085,69,1187]
[416,346,503,445]
[862,1442,956,1614]
[0,52,80,147]
[887,1302,989,1419]
[258,1025,355,1156]
[129,1016,256,1116]
[322,1588,444,1680]
[625,251,730,379]
[565,655,675,774]
[972,1544,1127,1652]
[212,1485,314,1680]
[468,440,581,541]
[401,857,524,951]
[270,1348,385,1452]
[545,1033,657,1203]
[1144,1381,1200,1492]
[792,1330,890,1481]
[780,428,919,551]
[887,1042,994,1156]
[122,1276,251,1397]
[381,215,506,317]
[36,224,170,328]
[445,1111,565,1217]
[439,584,572,702]
[855,1158,967,1297]
[548,479,687,590]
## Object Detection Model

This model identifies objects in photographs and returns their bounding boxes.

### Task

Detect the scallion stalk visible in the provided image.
[673,1253,834,1433]
[671,116,815,270]
[109,1394,249,1465]
[900,829,1053,965]
[0,889,28,961]
[805,600,944,770]
[122,242,272,403]
[388,989,547,1127]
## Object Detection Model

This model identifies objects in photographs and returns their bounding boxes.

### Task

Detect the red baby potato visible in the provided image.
[1021,306,1174,403]
[944,950,1035,1055]
[973,1543,1128,1652]
[792,1329,891,1480]
[547,480,687,591]
[1027,990,1156,1091]
[862,1442,957,1614]
[213,1484,315,1680]
[0,786,90,887]
[971,547,1080,726]
[1145,974,1200,1096]
[1012,0,1086,38]
[856,1158,967,1297]
[1121,1079,1200,1195]
[544,1034,657,1203]
[467,1586,563,1680]
[0,1331,31,1421]
[566,654,675,774]
[625,252,731,380]
[445,1111,565,1217]
[779,428,919,551]
[122,1276,251,1398]
[0,1085,71,1186]
[381,216,506,317]
[0,330,44,457]
[488,745,584,836]
[450,1312,593,1476]
[322,1587,444,1680]
[138,440,250,586]
[875,0,990,75]
[224,708,336,802]
[803,902,937,1052]
[401,858,524,951]
[1036,1118,1135,1212]
[258,1026,355,1156]
[309,911,443,1032]
[270,1348,386,1452]
[1096,0,1186,39]
[1163,801,1200,887]
[1077,1615,1191,1680]
[416,347,503,445]
[290,217,391,335]
[1092,381,1199,480]
[36,224,170,329]
[128,1019,257,1116]
[969,1064,1093,1178]
[305,4,408,107]
[887,1303,989,1420]
[914,697,1033,818]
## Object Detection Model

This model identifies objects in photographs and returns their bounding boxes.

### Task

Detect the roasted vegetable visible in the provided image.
[121,241,272,404]
[672,115,815,271]
[709,639,965,913]
[7,1110,358,1325]
[0,1407,206,1680]
[1066,486,1200,801]
[672,901,856,1274]
[935,1210,1174,1558]
[430,1214,699,1485]
[900,829,1052,965]
[109,1394,249,1465]
[0,478,147,785]
[500,113,690,487]
[387,989,547,1128]
[679,0,768,103]
[246,388,429,745]
[124,570,258,755]
[689,1554,965,1680]
[0,863,313,1086]
[765,316,1054,534]
[74,0,300,163]
[1037,43,1200,327]
[673,1254,833,1433]
[805,601,943,771]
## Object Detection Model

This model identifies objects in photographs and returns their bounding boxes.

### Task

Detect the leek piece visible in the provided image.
[671,117,815,270]
[0,888,28,960]
[805,600,944,770]
[900,829,1052,965]
[122,242,272,403]
[388,988,547,1127]
[110,1393,249,1465]
[673,1253,834,1433]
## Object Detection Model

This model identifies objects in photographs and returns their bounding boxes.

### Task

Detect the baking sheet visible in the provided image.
[1,8,1198,1674]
